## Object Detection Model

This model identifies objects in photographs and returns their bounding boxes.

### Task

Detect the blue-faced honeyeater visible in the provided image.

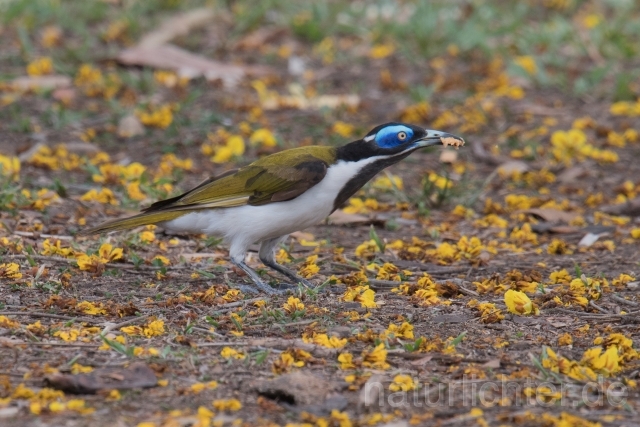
[81,123,464,294]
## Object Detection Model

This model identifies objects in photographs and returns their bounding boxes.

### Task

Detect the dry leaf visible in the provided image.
[431,314,471,323]
[11,75,72,91]
[327,210,375,226]
[472,141,507,165]
[557,165,589,184]
[52,87,76,103]
[180,252,224,260]
[45,363,157,394]
[0,407,19,419]
[289,231,315,241]
[549,322,568,328]
[312,94,360,109]
[378,421,409,427]
[18,143,46,162]
[482,358,501,368]
[439,150,458,164]
[117,44,271,88]
[0,337,24,347]
[549,225,580,234]
[117,114,144,138]
[511,316,539,324]
[255,371,334,406]
[138,8,216,48]
[358,374,384,409]
[520,208,578,224]
[236,27,287,50]
[288,56,306,76]
[409,355,434,366]
[602,196,640,217]
[578,232,606,247]
[261,93,360,110]
[115,7,272,88]
[64,143,101,154]
[497,160,529,175]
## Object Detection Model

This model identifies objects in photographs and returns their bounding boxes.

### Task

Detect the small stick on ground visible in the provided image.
[21,342,101,348]
[210,297,270,314]
[610,294,639,307]
[447,279,480,296]
[101,313,152,335]
[2,254,190,271]
[0,311,98,323]
[12,231,74,240]
[368,279,401,291]
[268,319,317,329]
[589,300,611,314]
[191,326,226,338]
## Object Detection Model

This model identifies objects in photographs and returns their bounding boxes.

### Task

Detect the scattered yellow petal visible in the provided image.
[389,374,417,392]
[212,398,242,412]
[504,289,539,315]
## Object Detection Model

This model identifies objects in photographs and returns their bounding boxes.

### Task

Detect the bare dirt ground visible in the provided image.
[1,2,640,427]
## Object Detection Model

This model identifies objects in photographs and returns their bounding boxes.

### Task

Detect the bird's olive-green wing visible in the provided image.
[143,146,336,213]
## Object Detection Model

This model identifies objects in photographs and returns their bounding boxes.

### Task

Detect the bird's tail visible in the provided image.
[78,211,185,236]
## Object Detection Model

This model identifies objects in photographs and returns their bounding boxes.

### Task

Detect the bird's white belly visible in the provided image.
[163,157,383,246]
[165,196,334,243]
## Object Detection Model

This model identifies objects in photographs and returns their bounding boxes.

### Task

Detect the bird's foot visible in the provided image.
[233,280,294,296]
[299,278,314,288]
[271,282,298,291]
[233,284,261,295]
[234,280,329,296]
[231,259,295,295]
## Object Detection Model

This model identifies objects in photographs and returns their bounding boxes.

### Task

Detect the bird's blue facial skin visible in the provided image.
[374,125,414,148]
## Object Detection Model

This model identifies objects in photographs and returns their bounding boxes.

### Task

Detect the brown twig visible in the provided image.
[391,261,472,276]
[589,300,611,314]
[191,326,226,338]
[329,262,362,271]
[367,278,479,297]
[3,254,190,271]
[268,319,317,329]
[210,297,270,314]
[0,371,26,377]
[4,254,77,264]
[368,279,401,291]
[446,278,480,296]
[101,313,152,335]
[610,294,639,307]
[0,311,98,323]
[20,342,101,347]
[457,286,479,297]
[195,341,253,347]
[545,307,624,319]
[12,231,73,240]
[196,338,337,357]
[104,262,190,271]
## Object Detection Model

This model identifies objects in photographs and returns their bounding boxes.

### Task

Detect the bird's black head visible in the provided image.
[336,122,463,162]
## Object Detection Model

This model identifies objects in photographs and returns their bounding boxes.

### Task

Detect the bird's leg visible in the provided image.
[229,241,291,295]
[230,259,280,296]
[230,282,260,296]
[259,236,314,288]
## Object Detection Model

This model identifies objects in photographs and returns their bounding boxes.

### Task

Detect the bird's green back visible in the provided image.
[80,145,338,235]
[147,145,337,212]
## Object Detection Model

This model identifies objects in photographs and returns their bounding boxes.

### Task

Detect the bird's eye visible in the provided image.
[397,131,407,141]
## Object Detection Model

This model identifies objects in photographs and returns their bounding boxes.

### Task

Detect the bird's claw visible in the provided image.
[233,281,295,296]
[233,284,261,295]
[298,279,314,289]
[271,282,298,291]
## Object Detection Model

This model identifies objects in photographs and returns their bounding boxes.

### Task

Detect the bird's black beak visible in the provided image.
[415,129,465,148]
